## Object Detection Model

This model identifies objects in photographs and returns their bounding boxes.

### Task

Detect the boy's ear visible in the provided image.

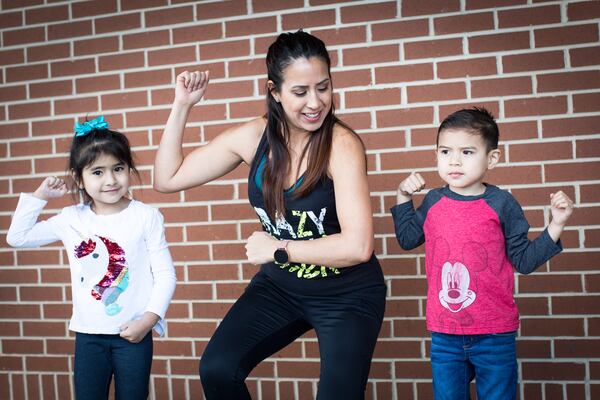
[487,149,501,169]
[267,80,279,102]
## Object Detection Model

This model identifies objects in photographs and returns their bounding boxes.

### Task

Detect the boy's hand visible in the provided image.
[174,70,209,108]
[119,312,159,343]
[397,172,425,204]
[33,176,68,201]
[549,191,574,226]
[547,190,574,242]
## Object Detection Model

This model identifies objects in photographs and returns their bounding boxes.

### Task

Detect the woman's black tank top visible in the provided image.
[247,131,384,294]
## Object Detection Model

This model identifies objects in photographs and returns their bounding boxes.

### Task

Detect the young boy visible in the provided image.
[391,108,573,400]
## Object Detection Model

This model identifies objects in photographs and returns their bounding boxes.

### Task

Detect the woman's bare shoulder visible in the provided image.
[222,117,267,164]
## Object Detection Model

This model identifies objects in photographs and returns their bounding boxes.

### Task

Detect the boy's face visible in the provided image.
[436,129,500,196]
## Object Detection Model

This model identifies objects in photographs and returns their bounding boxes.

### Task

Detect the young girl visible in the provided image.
[7,116,177,400]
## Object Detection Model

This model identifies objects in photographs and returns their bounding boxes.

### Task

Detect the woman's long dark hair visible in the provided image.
[261,30,349,219]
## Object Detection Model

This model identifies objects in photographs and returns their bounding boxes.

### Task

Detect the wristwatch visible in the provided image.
[274,240,290,266]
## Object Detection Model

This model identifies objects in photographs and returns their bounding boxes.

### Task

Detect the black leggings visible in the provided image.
[199,271,386,400]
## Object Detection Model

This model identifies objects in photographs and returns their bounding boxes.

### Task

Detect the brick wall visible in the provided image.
[1,0,599,399]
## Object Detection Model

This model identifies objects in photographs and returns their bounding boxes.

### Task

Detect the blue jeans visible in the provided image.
[74,332,152,400]
[430,331,517,400]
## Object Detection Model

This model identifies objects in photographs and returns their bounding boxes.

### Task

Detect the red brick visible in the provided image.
[435,12,494,34]
[74,36,119,56]
[377,106,434,128]
[145,5,193,27]
[54,97,98,116]
[437,57,497,79]
[121,0,166,10]
[504,96,567,117]
[0,10,23,29]
[123,29,169,50]
[570,45,600,67]
[586,273,600,292]
[372,18,429,41]
[98,52,145,72]
[405,38,463,60]
[196,0,247,19]
[344,44,399,66]
[568,1,600,21]
[542,115,600,138]
[510,141,573,163]
[402,0,460,16]
[25,4,69,24]
[75,74,120,94]
[95,12,141,34]
[523,361,586,380]
[51,59,95,77]
[230,100,264,119]
[584,229,600,248]
[469,31,530,53]
[0,85,26,102]
[346,88,401,109]
[10,139,53,157]
[124,69,171,89]
[31,118,73,137]
[521,317,584,336]
[498,5,561,28]
[72,0,118,18]
[313,26,367,46]
[9,102,51,120]
[581,184,600,203]
[282,9,336,30]
[172,23,222,45]
[148,46,197,66]
[519,274,582,294]
[502,50,564,73]
[200,39,250,60]
[487,164,542,186]
[101,91,147,110]
[336,111,371,131]
[25,356,69,372]
[550,251,600,272]
[47,20,92,40]
[188,264,238,281]
[27,42,70,62]
[6,64,48,83]
[252,0,302,12]
[30,80,72,98]
[2,26,44,46]
[576,138,600,158]
[341,2,396,23]
[331,69,371,89]
[573,92,600,113]
[33,155,70,174]
[0,49,24,65]
[226,16,276,38]
[535,24,599,48]
[407,82,466,103]
[0,303,40,319]
[3,339,44,355]
[538,70,600,92]
[375,63,434,84]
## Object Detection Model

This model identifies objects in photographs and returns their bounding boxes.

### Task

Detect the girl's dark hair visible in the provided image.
[69,124,140,203]
[437,107,499,152]
[261,30,352,219]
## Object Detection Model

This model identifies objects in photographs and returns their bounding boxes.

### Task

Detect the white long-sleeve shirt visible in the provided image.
[7,193,176,336]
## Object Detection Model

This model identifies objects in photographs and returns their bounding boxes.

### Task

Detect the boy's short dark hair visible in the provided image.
[437,107,499,152]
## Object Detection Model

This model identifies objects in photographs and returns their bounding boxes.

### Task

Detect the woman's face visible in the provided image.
[271,56,332,136]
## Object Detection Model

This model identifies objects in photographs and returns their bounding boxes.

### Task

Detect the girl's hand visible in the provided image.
[33,176,68,201]
[119,313,158,343]
[245,231,279,265]
[174,70,209,108]
[397,172,425,204]
[549,190,574,227]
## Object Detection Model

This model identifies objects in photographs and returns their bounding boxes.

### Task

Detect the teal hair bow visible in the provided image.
[74,116,109,137]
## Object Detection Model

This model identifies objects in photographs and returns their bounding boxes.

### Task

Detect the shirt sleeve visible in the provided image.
[501,193,563,274]
[143,207,176,333]
[6,193,62,248]
[390,200,426,250]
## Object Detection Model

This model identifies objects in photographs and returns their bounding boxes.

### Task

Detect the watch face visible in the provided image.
[274,248,288,264]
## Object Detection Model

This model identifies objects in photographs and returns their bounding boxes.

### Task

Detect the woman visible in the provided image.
[154,31,386,400]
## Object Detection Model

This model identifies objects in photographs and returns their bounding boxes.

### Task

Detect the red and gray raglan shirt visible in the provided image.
[391,184,562,335]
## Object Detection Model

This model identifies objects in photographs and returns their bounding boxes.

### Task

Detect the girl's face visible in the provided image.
[271,57,332,136]
[80,153,131,214]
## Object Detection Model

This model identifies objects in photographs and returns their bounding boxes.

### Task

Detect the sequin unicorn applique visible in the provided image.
[73,232,129,316]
